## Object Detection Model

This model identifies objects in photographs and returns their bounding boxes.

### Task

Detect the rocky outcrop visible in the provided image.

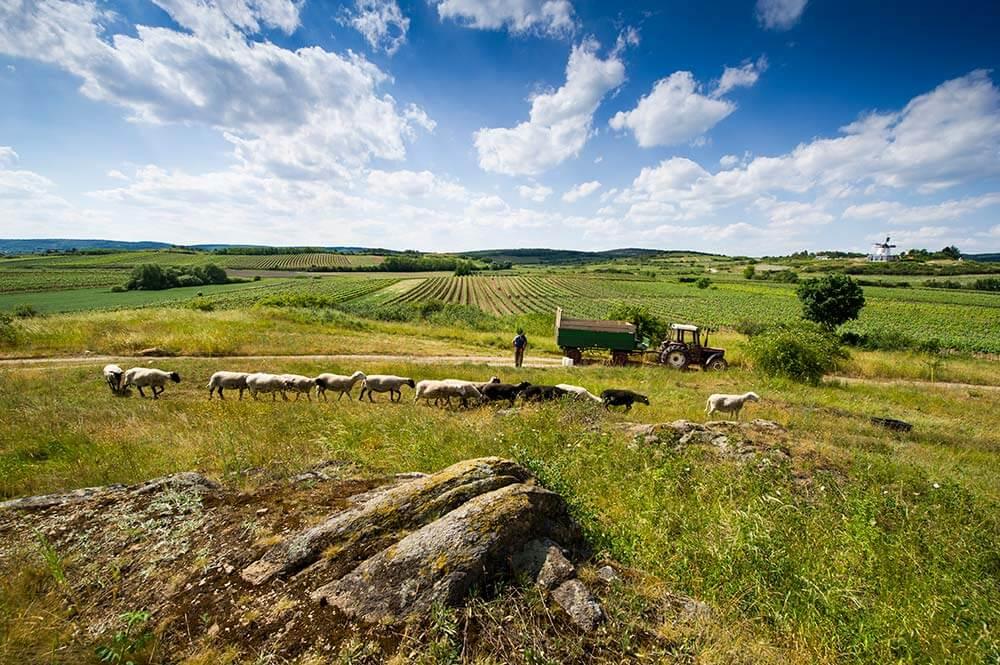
[623,419,790,462]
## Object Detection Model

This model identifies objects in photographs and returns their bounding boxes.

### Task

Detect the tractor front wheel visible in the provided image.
[661,349,690,369]
[706,357,728,371]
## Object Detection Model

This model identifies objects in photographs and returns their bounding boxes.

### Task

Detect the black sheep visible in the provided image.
[521,385,569,402]
[601,389,649,411]
[480,381,531,406]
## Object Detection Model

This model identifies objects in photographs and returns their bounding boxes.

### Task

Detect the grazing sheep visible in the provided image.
[556,383,603,403]
[359,375,415,402]
[521,385,569,402]
[121,367,181,399]
[103,364,124,394]
[414,380,484,408]
[601,389,649,411]
[282,374,317,401]
[480,381,531,406]
[315,371,366,401]
[207,371,250,400]
[246,372,290,401]
[705,392,760,420]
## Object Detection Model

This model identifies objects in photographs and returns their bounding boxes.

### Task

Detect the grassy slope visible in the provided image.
[0,358,997,663]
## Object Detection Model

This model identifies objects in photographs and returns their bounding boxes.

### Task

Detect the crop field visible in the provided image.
[0,250,383,271]
[364,274,1000,353]
[0,269,126,293]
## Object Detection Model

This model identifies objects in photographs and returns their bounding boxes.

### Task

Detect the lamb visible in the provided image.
[706,392,760,420]
[314,371,366,401]
[480,381,531,406]
[207,371,250,400]
[414,380,484,408]
[556,383,603,403]
[521,385,569,402]
[281,374,317,401]
[601,389,649,411]
[358,375,415,402]
[103,364,124,394]
[246,372,290,401]
[121,367,181,399]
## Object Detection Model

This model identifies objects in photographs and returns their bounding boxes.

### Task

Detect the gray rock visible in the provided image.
[680,598,713,622]
[512,539,575,589]
[552,579,604,632]
[0,485,125,511]
[136,347,175,357]
[310,482,577,624]
[596,565,619,584]
[131,472,220,495]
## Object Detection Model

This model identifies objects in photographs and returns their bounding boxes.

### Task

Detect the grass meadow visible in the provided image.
[1,355,998,663]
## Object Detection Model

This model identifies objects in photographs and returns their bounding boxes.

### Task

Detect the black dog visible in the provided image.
[601,389,649,411]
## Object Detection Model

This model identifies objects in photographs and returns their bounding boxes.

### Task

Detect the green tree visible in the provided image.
[796,274,866,330]
[453,261,473,276]
[126,264,167,290]
[743,264,756,279]
[607,302,667,346]
[939,245,961,260]
[696,277,712,289]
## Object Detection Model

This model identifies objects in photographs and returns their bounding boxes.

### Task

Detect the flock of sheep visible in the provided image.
[103,364,761,418]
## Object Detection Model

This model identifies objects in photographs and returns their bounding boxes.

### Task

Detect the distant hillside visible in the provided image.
[460,247,682,265]
[0,239,173,254]
[964,253,1000,263]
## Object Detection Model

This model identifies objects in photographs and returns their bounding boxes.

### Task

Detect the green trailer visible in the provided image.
[555,307,647,365]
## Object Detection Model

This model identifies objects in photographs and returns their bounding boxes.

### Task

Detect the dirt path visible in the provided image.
[2,354,997,391]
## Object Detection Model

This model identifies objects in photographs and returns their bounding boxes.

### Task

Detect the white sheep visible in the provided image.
[706,392,760,420]
[555,383,603,403]
[315,371,366,401]
[207,371,250,400]
[122,367,181,399]
[414,380,484,407]
[282,374,317,401]
[246,372,289,401]
[358,375,415,402]
[103,364,124,394]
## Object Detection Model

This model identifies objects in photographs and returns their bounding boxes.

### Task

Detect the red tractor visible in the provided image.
[657,324,728,371]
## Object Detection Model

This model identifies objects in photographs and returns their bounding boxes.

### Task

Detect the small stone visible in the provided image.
[256,508,268,515]
[596,565,619,584]
[552,579,604,632]
[223,564,235,575]
[680,598,712,622]
[207,623,220,637]
[511,539,575,590]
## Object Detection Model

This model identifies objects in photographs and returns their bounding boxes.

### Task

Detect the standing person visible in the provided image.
[512,329,528,367]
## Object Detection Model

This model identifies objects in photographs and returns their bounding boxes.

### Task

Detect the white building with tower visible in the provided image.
[869,236,897,262]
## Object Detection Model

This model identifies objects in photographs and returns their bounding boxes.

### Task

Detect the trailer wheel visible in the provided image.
[611,350,629,366]
[706,357,728,371]
[661,349,690,369]
[563,348,583,363]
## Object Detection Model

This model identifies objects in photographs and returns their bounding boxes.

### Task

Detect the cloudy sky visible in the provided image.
[1,0,999,254]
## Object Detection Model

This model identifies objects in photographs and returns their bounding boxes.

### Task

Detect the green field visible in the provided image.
[0,250,383,271]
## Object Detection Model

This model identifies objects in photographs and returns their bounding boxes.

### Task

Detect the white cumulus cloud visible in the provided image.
[474,39,625,175]
[342,0,410,55]
[714,57,768,97]
[430,0,576,37]
[518,184,553,202]
[562,180,601,202]
[755,0,807,30]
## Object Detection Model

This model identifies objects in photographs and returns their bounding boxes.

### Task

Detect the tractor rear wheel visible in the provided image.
[661,349,690,369]
[706,357,728,371]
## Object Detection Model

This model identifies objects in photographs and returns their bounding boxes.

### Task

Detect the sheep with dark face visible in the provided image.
[359,375,416,402]
[601,389,649,411]
[122,367,181,399]
[556,383,602,403]
[315,371,366,401]
[480,381,531,406]
[207,371,250,400]
[521,385,569,402]
[103,364,124,394]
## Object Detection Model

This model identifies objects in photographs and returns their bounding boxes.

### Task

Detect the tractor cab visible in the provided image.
[657,323,728,371]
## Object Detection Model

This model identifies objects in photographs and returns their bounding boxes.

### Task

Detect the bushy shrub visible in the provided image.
[840,329,915,351]
[0,312,16,345]
[745,323,847,384]
[13,304,41,318]
[734,319,770,337]
[124,263,230,291]
[696,277,711,289]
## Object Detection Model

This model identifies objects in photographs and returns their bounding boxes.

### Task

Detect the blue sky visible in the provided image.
[1,0,999,254]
